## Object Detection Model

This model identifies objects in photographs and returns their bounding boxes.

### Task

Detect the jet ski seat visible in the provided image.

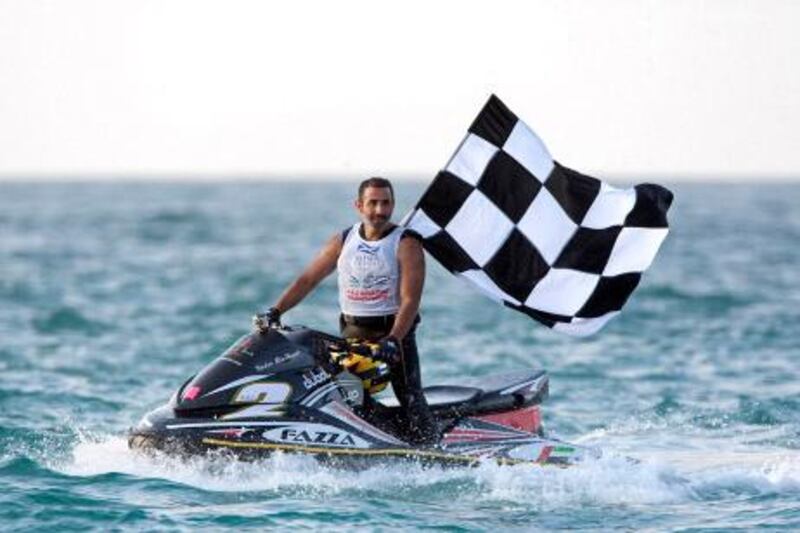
[379,385,481,409]
[377,370,548,417]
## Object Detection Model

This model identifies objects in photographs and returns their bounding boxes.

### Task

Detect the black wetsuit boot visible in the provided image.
[389,328,438,445]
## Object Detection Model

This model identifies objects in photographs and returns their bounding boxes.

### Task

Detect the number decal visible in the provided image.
[222,382,293,420]
[233,382,292,404]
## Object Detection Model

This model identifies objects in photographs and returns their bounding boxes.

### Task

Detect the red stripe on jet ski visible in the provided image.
[536,445,553,463]
[475,405,541,433]
[444,430,517,439]
[442,428,523,443]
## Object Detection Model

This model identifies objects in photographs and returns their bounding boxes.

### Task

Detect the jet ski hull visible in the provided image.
[128,326,599,467]
[129,420,594,468]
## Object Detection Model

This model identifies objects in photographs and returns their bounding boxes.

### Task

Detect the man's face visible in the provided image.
[356,186,394,231]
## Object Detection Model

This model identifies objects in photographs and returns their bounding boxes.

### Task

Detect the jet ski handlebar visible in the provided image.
[250,316,392,392]
[252,313,384,360]
[252,308,282,333]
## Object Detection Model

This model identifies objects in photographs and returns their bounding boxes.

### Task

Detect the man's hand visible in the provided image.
[372,336,401,364]
[253,307,281,333]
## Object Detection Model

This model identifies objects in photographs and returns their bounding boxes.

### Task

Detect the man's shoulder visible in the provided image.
[342,225,353,242]
[398,230,425,262]
[400,228,423,243]
[341,223,359,243]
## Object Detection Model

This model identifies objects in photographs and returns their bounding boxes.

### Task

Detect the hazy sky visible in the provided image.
[1,0,798,180]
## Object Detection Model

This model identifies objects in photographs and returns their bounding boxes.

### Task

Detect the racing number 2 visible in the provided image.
[233,382,292,404]
[224,382,292,419]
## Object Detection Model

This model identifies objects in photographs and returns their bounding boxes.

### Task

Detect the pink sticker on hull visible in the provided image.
[183,386,201,401]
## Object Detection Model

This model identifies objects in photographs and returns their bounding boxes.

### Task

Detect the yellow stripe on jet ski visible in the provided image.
[200,438,559,467]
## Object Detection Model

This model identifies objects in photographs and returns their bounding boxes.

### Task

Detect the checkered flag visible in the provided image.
[402,95,673,336]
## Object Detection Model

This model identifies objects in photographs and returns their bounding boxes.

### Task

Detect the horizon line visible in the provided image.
[1,172,799,185]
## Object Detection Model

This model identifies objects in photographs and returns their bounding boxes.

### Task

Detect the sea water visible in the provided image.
[1,181,798,531]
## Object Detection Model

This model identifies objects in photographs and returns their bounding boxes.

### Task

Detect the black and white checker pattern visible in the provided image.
[402,95,673,336]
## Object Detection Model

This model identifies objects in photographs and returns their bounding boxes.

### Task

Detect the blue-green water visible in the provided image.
[1,181,798,531]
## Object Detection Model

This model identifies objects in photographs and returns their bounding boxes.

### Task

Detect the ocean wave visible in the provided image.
[31,307,109,335]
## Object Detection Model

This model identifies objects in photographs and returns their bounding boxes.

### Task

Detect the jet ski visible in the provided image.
[129,323,600,467]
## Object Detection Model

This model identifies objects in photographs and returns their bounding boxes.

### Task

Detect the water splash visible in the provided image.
[52,432,693,509]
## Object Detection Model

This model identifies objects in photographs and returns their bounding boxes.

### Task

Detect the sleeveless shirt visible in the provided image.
[337,223,403,316]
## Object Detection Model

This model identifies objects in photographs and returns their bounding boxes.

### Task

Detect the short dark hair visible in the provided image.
[358,177,394,201]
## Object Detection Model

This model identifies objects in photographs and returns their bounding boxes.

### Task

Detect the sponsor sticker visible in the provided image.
[302,368,331,390]
[254,349,302,371]
[262,423,370,448]
[343,387,361,405]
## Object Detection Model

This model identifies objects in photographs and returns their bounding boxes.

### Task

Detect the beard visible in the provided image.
[362,210,390,226]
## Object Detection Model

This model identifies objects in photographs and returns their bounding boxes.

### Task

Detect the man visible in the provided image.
[258,177,436,444]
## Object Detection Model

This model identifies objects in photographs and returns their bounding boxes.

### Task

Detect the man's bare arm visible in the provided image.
[272,233,342,314]
[389,237,425,341]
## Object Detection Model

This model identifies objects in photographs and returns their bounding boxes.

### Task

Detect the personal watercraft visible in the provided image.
[129,324,599,467]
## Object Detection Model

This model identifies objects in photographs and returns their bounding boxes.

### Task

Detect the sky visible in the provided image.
[1,0,798,181]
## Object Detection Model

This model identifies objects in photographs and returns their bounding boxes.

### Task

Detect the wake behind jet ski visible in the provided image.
[129,323,599,467]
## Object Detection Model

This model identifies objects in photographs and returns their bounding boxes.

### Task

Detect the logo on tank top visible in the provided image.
[357,243,379,255]
[351,243,385,273]
[348,273,390,289]
[346,242,392,302]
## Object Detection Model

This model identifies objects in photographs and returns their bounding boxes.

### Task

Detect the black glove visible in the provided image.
[372,336,401,364]
[253,307,281,333]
